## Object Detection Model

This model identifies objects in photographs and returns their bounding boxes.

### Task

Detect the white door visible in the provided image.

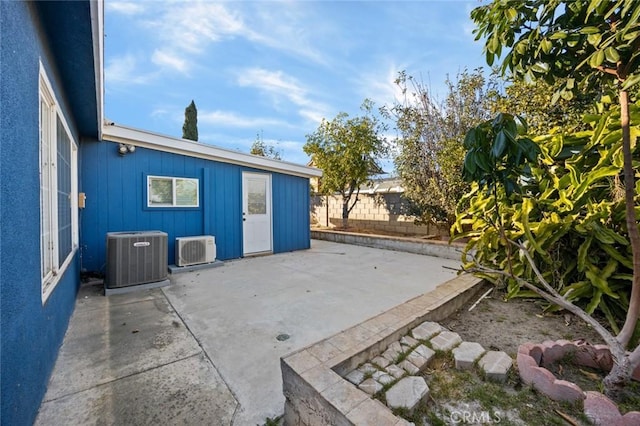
[242,172,272,255]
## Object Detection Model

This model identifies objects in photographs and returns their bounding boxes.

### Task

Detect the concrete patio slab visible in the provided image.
[37,239,460,425]
[163,239,460,424]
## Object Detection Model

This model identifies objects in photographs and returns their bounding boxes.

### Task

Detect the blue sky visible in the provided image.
[104,1,488,166]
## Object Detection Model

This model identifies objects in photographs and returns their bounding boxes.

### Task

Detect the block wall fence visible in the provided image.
[310,193,449,237]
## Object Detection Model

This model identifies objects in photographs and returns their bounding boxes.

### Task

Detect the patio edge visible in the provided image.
[280,273,487,426]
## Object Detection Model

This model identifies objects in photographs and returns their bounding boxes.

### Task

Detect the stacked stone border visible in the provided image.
[517,340,640,425]
[280,274,487,425]
[343,321,512,416]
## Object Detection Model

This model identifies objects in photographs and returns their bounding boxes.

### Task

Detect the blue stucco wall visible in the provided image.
[0,2,83,425]
[80,140,311,272]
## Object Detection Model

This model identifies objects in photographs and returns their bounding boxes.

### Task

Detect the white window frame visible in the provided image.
[147,175,199,208]
[39,63,79,304]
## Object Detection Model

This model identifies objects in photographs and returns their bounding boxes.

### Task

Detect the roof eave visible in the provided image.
[102,123,323,179]
[90,0,104,140]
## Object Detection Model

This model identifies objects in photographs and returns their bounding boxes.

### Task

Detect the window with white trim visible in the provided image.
[39,64,78,303]
[147,176,199,207]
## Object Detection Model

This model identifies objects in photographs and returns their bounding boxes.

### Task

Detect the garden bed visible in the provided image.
[280,283,640,425]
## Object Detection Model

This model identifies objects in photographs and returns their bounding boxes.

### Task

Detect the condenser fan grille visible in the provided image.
[182,240,206,263]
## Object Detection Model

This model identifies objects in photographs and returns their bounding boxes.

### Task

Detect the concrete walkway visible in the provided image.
[36,240,460,425]
[35,282,238,425]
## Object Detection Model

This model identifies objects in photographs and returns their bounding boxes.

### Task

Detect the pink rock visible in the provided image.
[517,340,635,423]
[527,366,557,395]
[584,391,621,425]
[574,346,601,369]
[516,353,537,382]
[618,411,640,426]
[593,345,614,371]
[541,341,574,366]
[548,379,584,402]
[517,343,535,355]
[517,352,537,367]
[529,345,543,365]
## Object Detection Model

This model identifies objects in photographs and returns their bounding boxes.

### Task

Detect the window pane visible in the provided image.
[149,178,173,205]
[40,98,53,280]
[57,116,72,265]
[175,179,198,206]
[247,178,266,214]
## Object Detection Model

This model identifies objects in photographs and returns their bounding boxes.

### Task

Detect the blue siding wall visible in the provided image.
[0,3,83,425]
[80,140,311,272]
[273,173,311,253]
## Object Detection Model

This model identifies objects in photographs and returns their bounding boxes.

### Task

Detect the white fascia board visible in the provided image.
[102,123,323,179]
[90,0,104,140]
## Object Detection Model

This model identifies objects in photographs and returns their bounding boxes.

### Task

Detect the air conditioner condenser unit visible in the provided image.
[176,236,216,267]
[105,231,170,295]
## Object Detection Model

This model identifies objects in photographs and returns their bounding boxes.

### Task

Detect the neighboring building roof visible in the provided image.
[102,123,323,179]
[307,159,385,176]
[358,178,404,194]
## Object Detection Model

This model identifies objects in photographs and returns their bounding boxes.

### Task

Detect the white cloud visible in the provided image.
[199,110,290,129]
[151,50,189,74]
[106,2,145,16]
[133,3,265,78]
[150,108,170,119]
[108,1,333,89]
[139,2,328,73]
[236,68,330,124]
[245,2,327,65]
[237,68,305,103]
[356,62,406,109]
[104,53,156,85]
[145,3,251,54]
[299,109,325,125]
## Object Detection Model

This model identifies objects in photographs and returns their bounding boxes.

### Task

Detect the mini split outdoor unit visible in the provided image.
[176,236,216,267]
[105,231,170,295]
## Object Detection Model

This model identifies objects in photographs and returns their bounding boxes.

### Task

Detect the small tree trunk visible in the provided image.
[603,355,632,399]
[342,199,349,229]
[617,89,640,348]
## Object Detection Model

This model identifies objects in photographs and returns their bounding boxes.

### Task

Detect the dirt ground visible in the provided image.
[441,287,606,358]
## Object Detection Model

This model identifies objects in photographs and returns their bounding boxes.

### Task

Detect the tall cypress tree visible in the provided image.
[182,100,198,141]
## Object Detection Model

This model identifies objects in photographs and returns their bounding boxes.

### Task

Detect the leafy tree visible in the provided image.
[250,131,281,160]
[471,0,640,394]
[386,69,495,226]
[458,110,640,398]
[182,100,198,141]
[490,77,598,134]
[303,100,387,228]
